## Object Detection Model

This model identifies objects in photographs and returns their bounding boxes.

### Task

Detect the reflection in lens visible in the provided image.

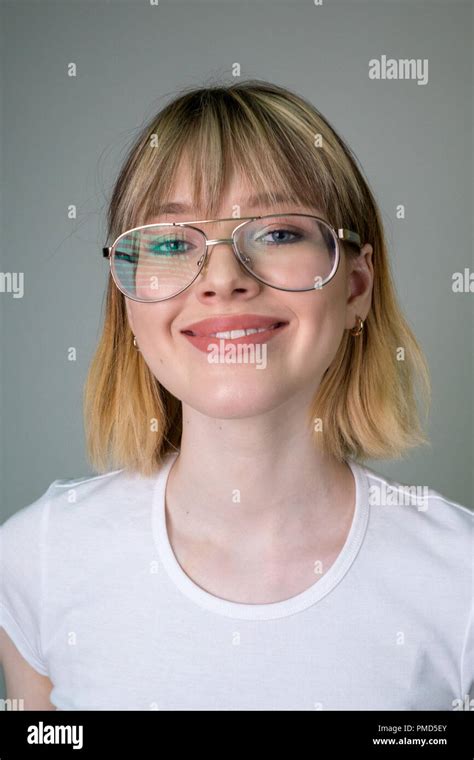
[112,225,205,300]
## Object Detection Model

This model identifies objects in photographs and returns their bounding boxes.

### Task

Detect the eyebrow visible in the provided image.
[155,192,298,216]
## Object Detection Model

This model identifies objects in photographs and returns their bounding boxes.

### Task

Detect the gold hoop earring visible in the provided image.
[132,335,140,350]
[350,315,364,337]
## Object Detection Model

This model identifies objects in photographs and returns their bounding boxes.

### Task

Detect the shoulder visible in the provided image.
[359,462,473,564]
[1,454,178,555]
[1,469,123,540]
[361,462,473,519]
[0,465,163,557]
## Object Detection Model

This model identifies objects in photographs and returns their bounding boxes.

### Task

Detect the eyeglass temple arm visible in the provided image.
[337,229,361,249]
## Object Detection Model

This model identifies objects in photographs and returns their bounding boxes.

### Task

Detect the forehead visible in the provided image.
[153,194,320,218]
[146,155,323,221]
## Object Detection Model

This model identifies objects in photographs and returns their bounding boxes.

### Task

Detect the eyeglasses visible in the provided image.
[102,213,362,303]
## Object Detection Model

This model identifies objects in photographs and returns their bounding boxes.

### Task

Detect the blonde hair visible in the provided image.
[84,79,431,476]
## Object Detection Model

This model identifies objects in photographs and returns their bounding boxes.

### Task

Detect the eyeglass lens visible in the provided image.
[111,215,338,301]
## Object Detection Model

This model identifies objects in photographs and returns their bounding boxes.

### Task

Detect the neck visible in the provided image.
[165,396,354,554]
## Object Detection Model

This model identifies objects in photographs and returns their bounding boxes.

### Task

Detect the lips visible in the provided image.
[181,314,288,337]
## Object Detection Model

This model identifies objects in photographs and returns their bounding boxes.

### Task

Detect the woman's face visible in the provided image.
[125,164,373,419]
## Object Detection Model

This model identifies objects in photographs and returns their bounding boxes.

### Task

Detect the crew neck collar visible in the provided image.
[151,451,369,620]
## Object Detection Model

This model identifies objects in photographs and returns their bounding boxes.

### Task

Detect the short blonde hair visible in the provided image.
[84,79,431,476]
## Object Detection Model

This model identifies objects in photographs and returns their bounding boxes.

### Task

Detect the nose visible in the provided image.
[195,238,258,298]
[199,238,250,275]
[199,238,233,270]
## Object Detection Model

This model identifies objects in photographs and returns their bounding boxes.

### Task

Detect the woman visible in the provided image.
[1,80,472,711]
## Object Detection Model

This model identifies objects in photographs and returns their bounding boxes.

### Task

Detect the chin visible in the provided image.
[184,382,286,420]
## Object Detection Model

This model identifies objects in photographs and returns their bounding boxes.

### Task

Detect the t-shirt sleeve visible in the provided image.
[0,483,56,677]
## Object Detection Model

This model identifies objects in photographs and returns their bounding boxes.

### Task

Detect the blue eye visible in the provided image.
[258,228,302,245]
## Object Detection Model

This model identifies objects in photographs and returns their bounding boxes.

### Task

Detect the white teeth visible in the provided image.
[184,322,285,338]
[210,326,272,339]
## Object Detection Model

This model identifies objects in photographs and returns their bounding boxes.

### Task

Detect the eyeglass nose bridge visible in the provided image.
[198,237,252,270]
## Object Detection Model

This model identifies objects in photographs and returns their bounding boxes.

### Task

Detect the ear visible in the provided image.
[345,243,374,330]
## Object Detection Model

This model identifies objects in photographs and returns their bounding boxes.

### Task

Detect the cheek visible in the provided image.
[126,302,176,366]
[126,301,200,402]
[127,302,171,339]
[289,287,347,370]
[292,283,346,339]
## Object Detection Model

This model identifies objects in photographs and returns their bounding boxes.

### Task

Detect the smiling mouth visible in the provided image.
[182,321,288,339]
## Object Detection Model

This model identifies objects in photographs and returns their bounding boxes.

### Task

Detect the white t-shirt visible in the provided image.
[1,451,473,711]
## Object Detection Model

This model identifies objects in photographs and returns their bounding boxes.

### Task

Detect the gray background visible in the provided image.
[0,0,473,699]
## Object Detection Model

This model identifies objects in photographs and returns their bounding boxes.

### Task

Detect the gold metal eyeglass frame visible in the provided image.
[102,213,362,303]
